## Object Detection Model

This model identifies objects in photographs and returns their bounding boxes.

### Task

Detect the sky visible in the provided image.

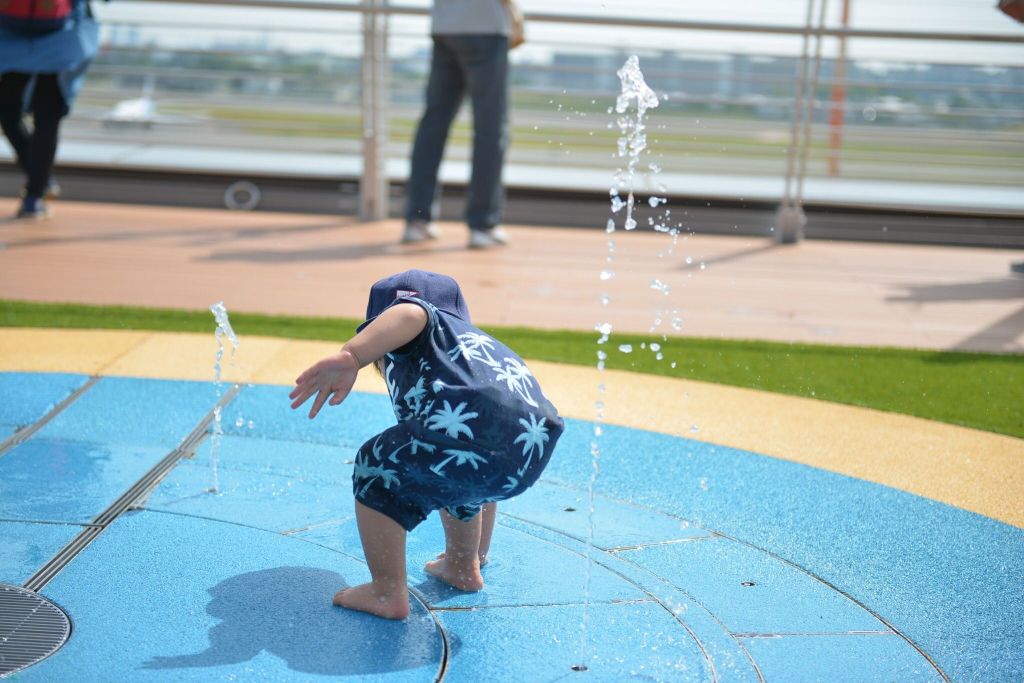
[100,0,1024,66]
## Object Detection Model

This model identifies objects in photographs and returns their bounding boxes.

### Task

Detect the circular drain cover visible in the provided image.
[0,583,71,677]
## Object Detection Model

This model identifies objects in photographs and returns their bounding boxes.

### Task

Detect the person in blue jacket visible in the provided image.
[290,269,563,619]
[0,0,101,218]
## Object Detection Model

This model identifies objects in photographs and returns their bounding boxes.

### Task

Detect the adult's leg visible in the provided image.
[404,37,466,224]
[333,501,411,619]
[459,35,509,232]
[0,73,32,178]
[25,74,66,198]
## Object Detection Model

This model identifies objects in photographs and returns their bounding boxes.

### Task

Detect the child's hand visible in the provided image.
[289,350,359,419]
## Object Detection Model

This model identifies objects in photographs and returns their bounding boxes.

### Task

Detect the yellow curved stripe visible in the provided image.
[2,328,1021,528]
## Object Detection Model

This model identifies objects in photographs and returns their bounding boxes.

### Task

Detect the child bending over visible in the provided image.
[290,270,563,619]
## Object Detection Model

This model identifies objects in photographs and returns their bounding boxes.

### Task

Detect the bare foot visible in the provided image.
[333,582,410,620]
[424,557,484,591]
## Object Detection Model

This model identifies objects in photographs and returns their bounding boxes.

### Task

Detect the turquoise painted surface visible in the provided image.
[0,372,88,429]
[300,518,646,610]
[544,420,1024,682]
[219,385,394,448]
[741,634,943,682]
[1,376,1020,681]
[145,460,355,534]
[186,433,352,483]
[499,480,710,549]
[35,377,219,449]
[440,603,710,682]
[0,520,82,584]
[29,511,443,683]
[0,438,168,523]
[618,537,886,634]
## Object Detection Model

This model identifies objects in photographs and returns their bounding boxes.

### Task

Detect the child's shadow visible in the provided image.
[142,566,441,676]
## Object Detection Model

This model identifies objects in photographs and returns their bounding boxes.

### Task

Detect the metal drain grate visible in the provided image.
[0,584,71,678]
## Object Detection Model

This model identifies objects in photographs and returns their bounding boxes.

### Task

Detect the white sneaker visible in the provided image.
[468,227,509,249]
[401,220,440,244]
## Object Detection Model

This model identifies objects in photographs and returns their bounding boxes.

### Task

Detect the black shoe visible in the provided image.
[16,196,51,219]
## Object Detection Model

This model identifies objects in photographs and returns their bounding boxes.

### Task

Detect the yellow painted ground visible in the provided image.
[2,327,1021,528]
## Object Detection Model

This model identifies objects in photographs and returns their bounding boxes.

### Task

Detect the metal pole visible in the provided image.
[795,0,829,210]
[828,0,851,176]
[775,0,815,244]
[360,0,389,221]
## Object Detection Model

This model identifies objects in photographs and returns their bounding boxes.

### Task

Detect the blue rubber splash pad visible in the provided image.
[1,373,1021,681]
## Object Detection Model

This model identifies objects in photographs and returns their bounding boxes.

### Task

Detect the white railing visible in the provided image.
[72,0,1024,231]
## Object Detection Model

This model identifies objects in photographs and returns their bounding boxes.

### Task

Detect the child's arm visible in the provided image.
[289,303,428,419]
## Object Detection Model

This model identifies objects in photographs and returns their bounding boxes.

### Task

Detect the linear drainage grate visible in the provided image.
[0,376,99,459]
[0,584,71,678]
[22,384,242,594]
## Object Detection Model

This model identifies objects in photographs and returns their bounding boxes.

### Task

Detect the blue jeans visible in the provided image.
[404,34,509,232]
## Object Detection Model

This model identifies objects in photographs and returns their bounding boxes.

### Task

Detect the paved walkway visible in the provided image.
[0,200,1022,352]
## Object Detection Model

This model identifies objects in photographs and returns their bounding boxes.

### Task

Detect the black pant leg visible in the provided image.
[25,74,66,197]
[0,72,33,178]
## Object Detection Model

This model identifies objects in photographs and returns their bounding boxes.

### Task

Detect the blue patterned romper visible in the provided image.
[353,297,563,531]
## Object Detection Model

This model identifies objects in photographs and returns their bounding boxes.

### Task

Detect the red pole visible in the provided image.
[827,0,851,177]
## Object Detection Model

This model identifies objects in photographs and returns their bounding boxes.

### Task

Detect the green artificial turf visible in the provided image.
[2,300,1020,439]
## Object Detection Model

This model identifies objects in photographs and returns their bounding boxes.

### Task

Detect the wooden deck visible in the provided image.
[0,199,1021,352]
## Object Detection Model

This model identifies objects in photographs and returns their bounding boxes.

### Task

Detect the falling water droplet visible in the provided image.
[618,344,633,353]
[650,343,661,352]
[650,279,671,295]
[600,269,615,281]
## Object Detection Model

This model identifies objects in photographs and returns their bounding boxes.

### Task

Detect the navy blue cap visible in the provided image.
[357,270,471,332]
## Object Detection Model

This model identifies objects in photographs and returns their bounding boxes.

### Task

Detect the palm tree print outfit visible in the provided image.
[353,296,563,531]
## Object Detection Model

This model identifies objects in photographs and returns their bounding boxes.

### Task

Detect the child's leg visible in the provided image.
[424,510,485,591]
[435,501,498,566]
[333,501,410,619]
[477,502,497,565]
